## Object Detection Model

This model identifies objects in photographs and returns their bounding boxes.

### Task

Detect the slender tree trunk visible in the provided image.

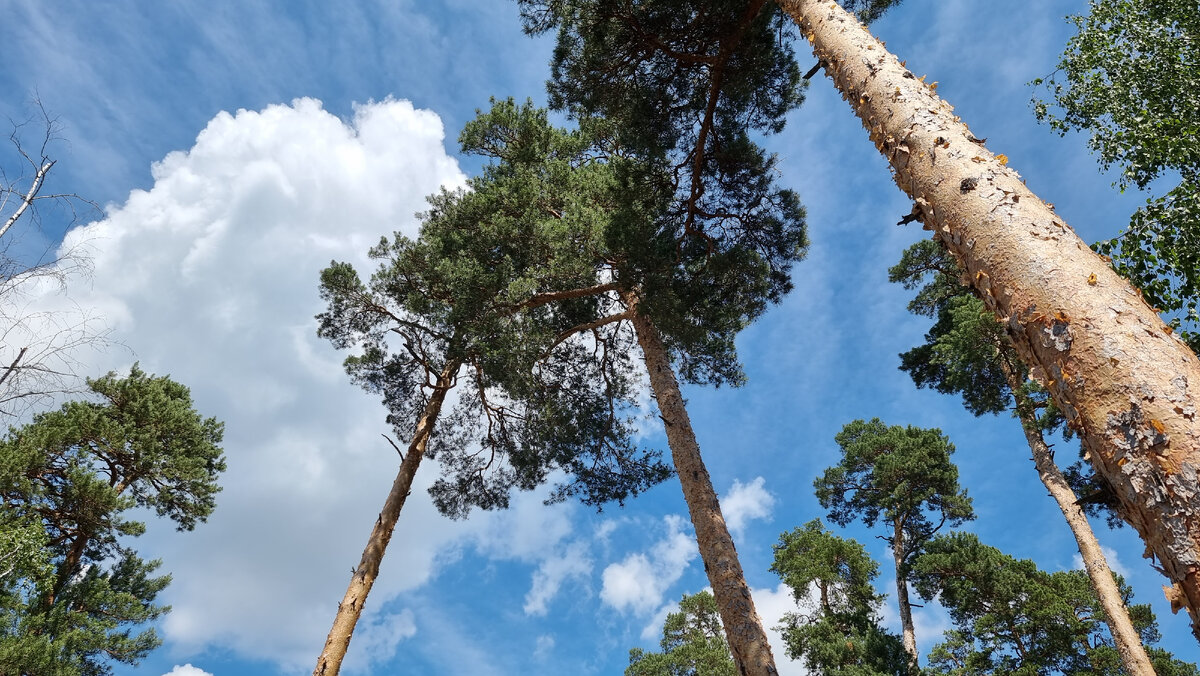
[891,521,918,667]
[313,360,458,676]
[1004,367,1157,675]
[625,289,778,676]
[778,0,1200,637]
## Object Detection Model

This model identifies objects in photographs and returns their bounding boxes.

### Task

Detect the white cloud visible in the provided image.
[161,666,213,676]
[524,540,592,616]
[751,582,810,676]
[722,477,776,539]
[342,609,418,674]
[14,97,493,671]
[601,515,697,615]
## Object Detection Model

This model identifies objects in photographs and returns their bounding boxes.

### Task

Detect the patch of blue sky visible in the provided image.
[1,1,1192,675]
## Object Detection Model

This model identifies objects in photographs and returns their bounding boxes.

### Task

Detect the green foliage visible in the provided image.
[912,532,1199,675]
[626,591,736,676]
[0,366,224,675]
[816,419,973,566]
[515,2,817,387]
[889,240,1021,417]
[889,241,1130,527]
[1033,0,1200,350]
[770,520,909,675]
[318,99,675,518]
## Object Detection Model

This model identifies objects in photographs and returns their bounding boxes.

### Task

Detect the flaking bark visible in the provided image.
[778,0,1200,637]
[312,360,458,676]
[626,290,778,676]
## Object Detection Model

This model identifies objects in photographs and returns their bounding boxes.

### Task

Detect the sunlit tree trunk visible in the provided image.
[313,360,458,676]
[891,521,917,666]
[626,290,779,675]
[777,0,1200,637]
[1005,366,1156,675]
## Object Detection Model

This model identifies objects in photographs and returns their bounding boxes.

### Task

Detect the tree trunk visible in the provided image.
[777,0,1200,637]
[625,289,778,676]
[312,360,458,676]
[891,520,918,667]
[1005,368,1157,675]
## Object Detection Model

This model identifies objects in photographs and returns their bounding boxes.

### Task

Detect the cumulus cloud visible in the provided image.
[161,666,214,676]
[14,97,498,670]
[601,515,697,615]
[722,477,776,539]
[750,582,809,676]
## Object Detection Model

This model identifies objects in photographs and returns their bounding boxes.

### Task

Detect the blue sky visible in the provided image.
[1,1,1193,674]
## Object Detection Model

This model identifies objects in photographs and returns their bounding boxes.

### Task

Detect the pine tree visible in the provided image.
[815,419,973,667]
[890,238,1158,673]
[348,97,807,675]
[770,519,909,675]
[312,103,672,674]
[627,591,737,676]
[517,0,1200,634]
[0,366,225,675]
[912,532,1200,675]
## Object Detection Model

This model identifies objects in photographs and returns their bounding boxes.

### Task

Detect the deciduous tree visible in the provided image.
[1033,0,1200,352]
[1,103,104,423]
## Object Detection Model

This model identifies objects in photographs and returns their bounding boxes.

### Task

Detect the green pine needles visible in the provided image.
[0,366,224,675]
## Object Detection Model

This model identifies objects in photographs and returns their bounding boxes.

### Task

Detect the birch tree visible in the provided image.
[516,0,1200,634]
[1,103,104,422]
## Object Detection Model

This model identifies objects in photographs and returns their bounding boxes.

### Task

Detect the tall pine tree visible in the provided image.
[516,0,1200,631]
[815,419,973,667]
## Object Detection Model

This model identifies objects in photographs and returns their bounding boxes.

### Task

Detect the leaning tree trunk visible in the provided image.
[890,521,918,667]
[778,0,1200,637]
[313,361,458,676]
[625,290,779,676]
[1005,367,1157,675]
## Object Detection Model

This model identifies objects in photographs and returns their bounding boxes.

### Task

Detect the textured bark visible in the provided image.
[1006,367,1156,675]
[626,290,778,676]
[313,361,458,676]
[891,521,918,666]
[778,0,1200,637]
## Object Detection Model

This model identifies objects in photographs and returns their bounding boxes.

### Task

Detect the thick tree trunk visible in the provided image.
[312,361,458,676]
[1006,369,1156,675]
[891,521,918,666]
[626,290,778,676]
[778,0,1200,637]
